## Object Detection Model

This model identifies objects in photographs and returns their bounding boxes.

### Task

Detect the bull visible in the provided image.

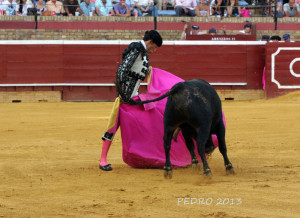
[119,79,235,178]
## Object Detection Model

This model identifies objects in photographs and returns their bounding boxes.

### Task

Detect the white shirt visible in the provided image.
[2,0,19,15]
[134,0,153,7]
[21,1,34,16]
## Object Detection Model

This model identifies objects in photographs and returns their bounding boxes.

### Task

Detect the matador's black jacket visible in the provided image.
[116,41,150,103]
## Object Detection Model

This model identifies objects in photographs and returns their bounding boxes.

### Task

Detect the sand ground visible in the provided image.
[0,92,300,218]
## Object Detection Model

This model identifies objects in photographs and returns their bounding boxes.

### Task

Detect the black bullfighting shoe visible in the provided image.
[99,164,112,171]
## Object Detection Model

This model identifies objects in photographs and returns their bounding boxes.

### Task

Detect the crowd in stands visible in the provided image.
[0,0,299,17]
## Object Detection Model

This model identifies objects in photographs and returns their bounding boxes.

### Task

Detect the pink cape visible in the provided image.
[119,68,225,168]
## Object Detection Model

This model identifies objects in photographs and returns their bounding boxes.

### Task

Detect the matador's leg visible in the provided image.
[99,97,121,171]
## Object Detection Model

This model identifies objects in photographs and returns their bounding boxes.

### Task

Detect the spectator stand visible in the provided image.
[157,1,176,16]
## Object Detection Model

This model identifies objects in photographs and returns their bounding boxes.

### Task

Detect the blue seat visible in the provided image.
[157,10,176,16]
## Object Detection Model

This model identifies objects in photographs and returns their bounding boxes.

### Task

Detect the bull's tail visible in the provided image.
[116,81,178,105]
[127,88,175,105]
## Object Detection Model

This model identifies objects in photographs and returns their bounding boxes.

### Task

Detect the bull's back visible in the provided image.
[165,79,222,126]
[172,79,220,107]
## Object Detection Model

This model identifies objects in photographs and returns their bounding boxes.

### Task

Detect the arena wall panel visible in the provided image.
[265,43,300,98]
[2,41,299,101]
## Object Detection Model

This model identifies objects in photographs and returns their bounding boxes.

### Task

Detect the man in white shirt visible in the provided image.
[282,34,295,42]
[174,0,197,16]
[2,0,19,15]
[238,23,252,35]
[135,0,155,16]
[283,0,299,17]
[180,24,206,40]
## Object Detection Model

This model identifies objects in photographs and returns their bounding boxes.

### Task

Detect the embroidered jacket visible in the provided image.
[116,41,149,103]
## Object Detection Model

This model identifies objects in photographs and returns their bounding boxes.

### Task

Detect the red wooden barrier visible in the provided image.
[265,42,300,98]
[0,41,265,101]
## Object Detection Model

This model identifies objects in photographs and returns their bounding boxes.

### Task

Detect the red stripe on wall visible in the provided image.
[0,21,36,29]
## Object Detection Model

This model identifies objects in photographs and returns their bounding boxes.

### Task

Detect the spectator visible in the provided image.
[275,0,284,17]
[2,0,20,15]
[227,0,240,17]
[283,33,295,42]
[208,28,217,35]
[283,0,299,17]
[209,26,226,35]
[19,0,34,15]
[261,35,270,41]
[64,0,80,16]
[180,23,206,40]
[35,0,46,15]
[162,0,174,10]
[265,0,283,17]
[270,35,282,42]
[195,0,209,17]
[134,0,156,16]
[95,0,115,16]
[239,23,252,35]
[114,0,130,16]
[46,0,65,15]
[80,0,96,16]
[174,0,197,17]
[124,0,136,16]
[210,0,226,17]
[154,0,162,10]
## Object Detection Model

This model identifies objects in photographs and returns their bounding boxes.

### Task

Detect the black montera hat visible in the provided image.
[143,30,163,47]
[270,35,282,41]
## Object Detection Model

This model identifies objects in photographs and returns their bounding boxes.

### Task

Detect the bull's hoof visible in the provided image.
[164,170,173,179]
[163,166,173,179]
[192,158,198,165]
[225,164,236,175]
[203,169,212,178]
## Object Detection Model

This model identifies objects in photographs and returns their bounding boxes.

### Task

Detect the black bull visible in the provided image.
[119,79,235,178]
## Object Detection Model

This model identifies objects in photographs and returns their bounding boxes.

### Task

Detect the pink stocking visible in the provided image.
[100,140,112,166]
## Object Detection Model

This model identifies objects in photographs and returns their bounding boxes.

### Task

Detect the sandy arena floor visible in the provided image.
[0,92,300,217]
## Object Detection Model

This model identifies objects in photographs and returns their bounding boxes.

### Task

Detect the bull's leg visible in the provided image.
[181,128,200,171]
[196,129,212,177]
[163,126,174,179]
[216,120,235,175]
